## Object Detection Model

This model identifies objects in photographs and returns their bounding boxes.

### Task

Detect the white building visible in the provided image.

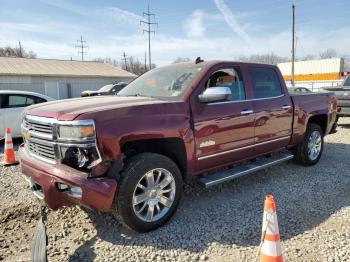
[0,57,137,99]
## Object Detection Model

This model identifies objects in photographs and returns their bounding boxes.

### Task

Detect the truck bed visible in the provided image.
[289,91,337,144]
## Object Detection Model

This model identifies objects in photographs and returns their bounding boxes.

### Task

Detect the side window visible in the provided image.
[8,95,35,108]
[249,67,282,99]
[35,97,47,104]
[204,67,246,101]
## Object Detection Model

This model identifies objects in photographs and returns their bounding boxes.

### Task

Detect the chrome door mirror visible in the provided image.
[198,86,232,103]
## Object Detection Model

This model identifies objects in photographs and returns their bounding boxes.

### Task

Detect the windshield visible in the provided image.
[99,84,114,92]
[118,65,203,98]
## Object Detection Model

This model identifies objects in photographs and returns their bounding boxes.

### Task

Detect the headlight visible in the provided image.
[60,146,101,170]
[59,124,95,140]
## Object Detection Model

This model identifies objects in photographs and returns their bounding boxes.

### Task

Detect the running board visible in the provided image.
[198,152,294,188]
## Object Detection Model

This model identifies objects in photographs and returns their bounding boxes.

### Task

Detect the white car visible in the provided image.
[0,90,55,138]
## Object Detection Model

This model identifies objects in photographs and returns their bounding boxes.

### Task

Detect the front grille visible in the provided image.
[22,115,100,168]
[24,119,53,136]
[23,116,56,163]
[27,140,55,161]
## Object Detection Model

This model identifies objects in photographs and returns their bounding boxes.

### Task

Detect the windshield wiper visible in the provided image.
[117,93,150,97]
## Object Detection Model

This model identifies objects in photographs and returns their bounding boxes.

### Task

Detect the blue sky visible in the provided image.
[0,0,349,65]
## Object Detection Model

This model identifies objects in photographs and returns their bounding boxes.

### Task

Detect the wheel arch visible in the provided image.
[121,137,188,178]
[308,114,328,135]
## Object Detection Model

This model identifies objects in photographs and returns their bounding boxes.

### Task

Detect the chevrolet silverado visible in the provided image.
[19,60,337,232]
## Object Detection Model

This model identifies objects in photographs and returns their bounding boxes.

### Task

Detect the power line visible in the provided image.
[75,35,89,61]
[291,3,296,87]
[18,41,22,58]
[140,5,158,70]
[122,51,128,71]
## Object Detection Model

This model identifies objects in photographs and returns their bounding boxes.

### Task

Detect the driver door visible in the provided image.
[192,66,255,172]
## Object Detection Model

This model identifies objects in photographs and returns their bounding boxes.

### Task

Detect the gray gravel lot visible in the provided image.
[1,118,350,262]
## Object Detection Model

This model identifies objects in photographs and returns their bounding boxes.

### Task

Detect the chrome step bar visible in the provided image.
[199,151,294,188]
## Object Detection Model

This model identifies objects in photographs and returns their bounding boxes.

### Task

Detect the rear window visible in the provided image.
[249,67,282,99]
[5,94,45,108]
[8,95,35,108]
[35,97,47,104]
[344,76,350,86]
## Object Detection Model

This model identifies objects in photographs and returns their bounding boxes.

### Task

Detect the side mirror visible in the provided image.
[198,86,232,103]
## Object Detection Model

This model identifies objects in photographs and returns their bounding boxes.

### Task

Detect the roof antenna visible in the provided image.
[195,57,204,64]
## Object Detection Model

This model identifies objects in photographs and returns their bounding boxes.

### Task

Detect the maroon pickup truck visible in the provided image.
[19,60,337,232]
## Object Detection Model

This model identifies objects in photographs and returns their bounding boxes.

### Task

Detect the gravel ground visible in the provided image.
[1,118,350,262]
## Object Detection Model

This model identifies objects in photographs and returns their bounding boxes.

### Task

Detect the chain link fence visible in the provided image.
[285,80,343,92]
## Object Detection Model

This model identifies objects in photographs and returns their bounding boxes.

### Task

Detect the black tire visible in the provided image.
[112,153,183,232]
[294,123,324,166]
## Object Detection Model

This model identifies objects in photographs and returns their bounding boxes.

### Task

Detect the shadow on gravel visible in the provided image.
[337,117,350,129]
[338,123,350,129]
[69,141,350,260]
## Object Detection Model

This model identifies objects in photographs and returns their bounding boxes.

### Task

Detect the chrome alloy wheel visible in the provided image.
[132,168,176,222]
[307,130,322,161]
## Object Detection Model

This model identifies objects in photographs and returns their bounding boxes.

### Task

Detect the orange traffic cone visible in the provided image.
[2,128,19,166]
[259,195,283,262]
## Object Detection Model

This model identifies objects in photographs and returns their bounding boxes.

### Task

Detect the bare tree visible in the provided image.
[300,54,315,61]
[237,53,288,65]
[128,56,146,75]
[173,57,191,63]
[94,56,153,75]
[93,57,119,66]
[319,49,338,59]
[0,46,37,58]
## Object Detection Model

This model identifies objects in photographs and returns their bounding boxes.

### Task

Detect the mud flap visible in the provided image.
[31,205,47,262]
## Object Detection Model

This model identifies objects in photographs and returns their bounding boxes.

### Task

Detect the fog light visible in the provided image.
[57,183,69,191]
[56,183,82,198]
[65,187,82,198]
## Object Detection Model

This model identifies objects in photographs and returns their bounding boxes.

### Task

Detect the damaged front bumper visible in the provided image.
[19,145,117,212]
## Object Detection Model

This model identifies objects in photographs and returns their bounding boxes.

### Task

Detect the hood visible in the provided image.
[25,96,169,121]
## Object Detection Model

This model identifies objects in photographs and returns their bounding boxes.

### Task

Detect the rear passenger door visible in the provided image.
[248,66,293,154]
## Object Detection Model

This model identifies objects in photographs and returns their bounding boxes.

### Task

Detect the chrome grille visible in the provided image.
[27,140,55,161]
[23,115,56,163]
[22,115,101,168]
[24,120,53,135]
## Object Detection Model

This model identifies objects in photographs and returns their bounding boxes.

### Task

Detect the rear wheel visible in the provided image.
[113,153,183,232]
[294,123,324,166]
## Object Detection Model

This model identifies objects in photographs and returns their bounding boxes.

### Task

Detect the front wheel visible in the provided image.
[113,153,183,232]
[294,123,324,166]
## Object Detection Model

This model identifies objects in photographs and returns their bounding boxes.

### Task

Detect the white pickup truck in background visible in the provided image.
[323,76,350,117]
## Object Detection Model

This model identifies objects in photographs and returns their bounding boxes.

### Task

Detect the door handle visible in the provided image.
[281,105,292,110]
[240,109,254,115]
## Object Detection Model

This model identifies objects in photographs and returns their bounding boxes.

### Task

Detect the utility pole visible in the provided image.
[144,51,147,72]
[291,4,295,87]
[18,41,23,58]
[75,35,89,61]
[140,5,157,70]
[122,51,128,71]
